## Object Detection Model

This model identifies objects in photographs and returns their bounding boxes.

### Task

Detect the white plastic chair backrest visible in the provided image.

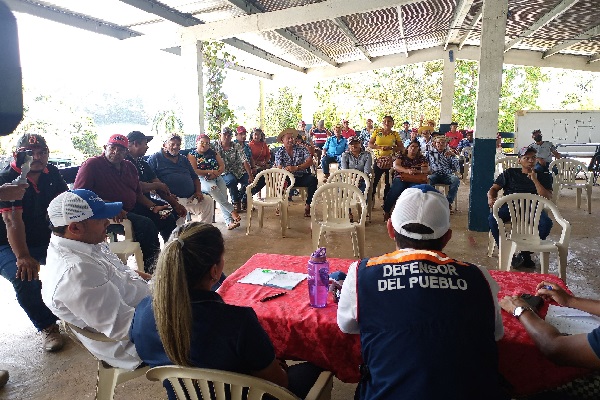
[329,169,371,197]
[254,168,295,200]
[496,156,519,172]
[549,158,589,185]
[493,193,551,244]
[110,219,134,241]
[146,366,299,400]
[312,182,366,223]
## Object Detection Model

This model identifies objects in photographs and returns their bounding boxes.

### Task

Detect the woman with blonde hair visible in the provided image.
[130,223,323,399]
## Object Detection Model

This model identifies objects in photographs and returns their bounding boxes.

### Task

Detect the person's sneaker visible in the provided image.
[0,370,8,388]
[42,324,64,352]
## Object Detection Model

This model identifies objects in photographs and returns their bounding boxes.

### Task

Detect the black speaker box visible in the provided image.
[0,0,24,136]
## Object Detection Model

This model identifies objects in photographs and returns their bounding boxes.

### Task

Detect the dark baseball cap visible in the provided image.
[16,133,48,150]
[518,146,537,157]
[127,131,153,143]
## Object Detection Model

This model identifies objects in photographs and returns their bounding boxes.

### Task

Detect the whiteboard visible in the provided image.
[515,110,600,150]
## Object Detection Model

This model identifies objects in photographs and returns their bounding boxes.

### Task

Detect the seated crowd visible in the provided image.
[2,116,595,400]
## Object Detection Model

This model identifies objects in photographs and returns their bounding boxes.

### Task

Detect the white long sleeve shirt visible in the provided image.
[41,235,150,369]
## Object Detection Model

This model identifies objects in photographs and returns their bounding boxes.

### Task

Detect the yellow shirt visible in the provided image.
[371,129,401,158]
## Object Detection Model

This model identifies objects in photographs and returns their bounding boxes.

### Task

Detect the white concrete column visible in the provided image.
[259,79,265,129]
[440,50,455,124]
[473,0,508,141]
[180,37,204,146]
[300,78,318,126]
[469,0,509,231]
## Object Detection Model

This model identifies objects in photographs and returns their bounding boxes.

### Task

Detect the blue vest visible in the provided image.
[356,250,504,400]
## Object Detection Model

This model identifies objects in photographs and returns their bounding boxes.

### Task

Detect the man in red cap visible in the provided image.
[74,134,170,273]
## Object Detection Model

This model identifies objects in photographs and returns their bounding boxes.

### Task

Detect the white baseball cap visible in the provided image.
[48,189,123,227]
[391,185,450,240]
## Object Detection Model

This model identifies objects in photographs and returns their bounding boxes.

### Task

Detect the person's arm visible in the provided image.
[337,261,360,334]
[552,149,562,159]
[3,209,39,281]
[187,154,205,177]
[368,135,377,150]
[340,153,349,170]
[73,160,94,190]
[536,281,600,317]
[499,295,600,368]
[364,152,373,175]
[251,358,289,389]
[136,192,170,216]
[487,183,502,208]
[0,183,27,201]
[529,170,552,200]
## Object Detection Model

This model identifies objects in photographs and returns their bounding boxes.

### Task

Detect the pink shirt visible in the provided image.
[445,131,463,149]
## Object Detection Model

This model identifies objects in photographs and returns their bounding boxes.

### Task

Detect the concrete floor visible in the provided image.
[1,176,599,400]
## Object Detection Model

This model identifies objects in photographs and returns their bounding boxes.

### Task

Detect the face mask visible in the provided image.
[533,134,542,142]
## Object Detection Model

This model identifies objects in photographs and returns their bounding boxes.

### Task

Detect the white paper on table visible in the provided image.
[545,305,600,335]
[238,268,307,290]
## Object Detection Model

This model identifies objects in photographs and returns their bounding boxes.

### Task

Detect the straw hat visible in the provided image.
[278,128,298,143]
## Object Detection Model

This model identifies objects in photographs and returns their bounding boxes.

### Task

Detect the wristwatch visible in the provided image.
[149,205,156,212]
[513,306,534,319]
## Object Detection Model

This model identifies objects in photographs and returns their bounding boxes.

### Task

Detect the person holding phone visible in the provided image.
[487,147,553,269]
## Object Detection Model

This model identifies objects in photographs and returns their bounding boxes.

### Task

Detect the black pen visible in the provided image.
[260,292,286,302]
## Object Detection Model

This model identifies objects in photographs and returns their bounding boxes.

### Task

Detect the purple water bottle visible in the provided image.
[308,247,329,308]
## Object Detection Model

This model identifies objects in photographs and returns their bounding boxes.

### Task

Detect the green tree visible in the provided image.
[202,41,236,137]
[264,86,302,138]
[151,110,184,140]
[71,117,101,159]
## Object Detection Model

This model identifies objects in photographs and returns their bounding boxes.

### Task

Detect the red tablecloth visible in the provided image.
[218,253,592,396]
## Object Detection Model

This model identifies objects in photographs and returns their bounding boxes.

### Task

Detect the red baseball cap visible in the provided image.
[236,126,247,134]
[107,134,129,148]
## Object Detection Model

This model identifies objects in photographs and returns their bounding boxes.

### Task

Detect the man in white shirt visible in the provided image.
[41,189,151,370]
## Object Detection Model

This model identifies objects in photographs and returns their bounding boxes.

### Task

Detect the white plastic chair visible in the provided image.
[311,182,367,258]
[146,365,333,400]
[246,168,295,237]
[328,169,372,222]
[549,158,593,214]
[495,156,519,179]
[61,321,149,400]
[492,193,571,279]
[107,219,144,271]
[429,174,459,211]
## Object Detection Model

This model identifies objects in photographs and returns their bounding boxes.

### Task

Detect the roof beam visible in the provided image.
[504,0,579,52]
[306,45,600,79]
[224,0,337,68]
[221,38,306,73]
[543,23,600,59]
[118,0,200,27]
[396,6,408,57]
[120,0,305,73]
[183,0,419,41]
[332,17,372,62]
[445,0,475,49]
[458,9,481,50]
[5,0,141,39]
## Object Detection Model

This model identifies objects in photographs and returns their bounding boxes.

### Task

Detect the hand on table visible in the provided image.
[499,295,531,315]
[536,281,572,306]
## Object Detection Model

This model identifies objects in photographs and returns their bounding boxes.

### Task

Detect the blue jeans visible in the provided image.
[428,173,460,204]
[222,172,249,204]
[488,204,553,245]
[124,211,161,273]
[0,244,58,331]
[383,178,419,213]
[201,176,235,225]
[321,155,341,175]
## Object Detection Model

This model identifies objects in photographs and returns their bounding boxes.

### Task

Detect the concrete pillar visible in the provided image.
[468,0,508,231]
[440,50,455,125]
[259,80,265,129]
[181,38,204,148]
[300,78,318,127]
